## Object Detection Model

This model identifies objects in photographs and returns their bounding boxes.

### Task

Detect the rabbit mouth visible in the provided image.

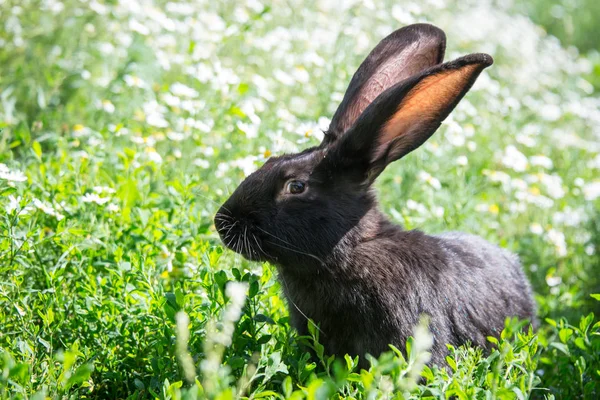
[214,210,268,262]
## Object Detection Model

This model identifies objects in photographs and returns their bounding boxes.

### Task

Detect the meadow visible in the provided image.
[1,0,599,398]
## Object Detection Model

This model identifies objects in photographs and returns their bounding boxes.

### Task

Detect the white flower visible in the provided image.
[588,154,600,169]
[194,159,210,169]
[6,195,21,214]
[32,198,65,220]
[0,163,27,182]
[81,193,111,205]
[392,5,417,24]
[486,170,511,187]
[146,148,163,163]
[170,82,199,98]
[292,67,310,84]
[147,114,169,128]
[97,42,114,55]
[501,145,528,172]
[475,203,489,212]
[93,186,116,194]
[233,156,258,176]
[539,104,561,121]
[123,74,147,88]
[273,69,294,86]
[201,147,215,156]
[553,207,587,227]
[236,121,259,138]
[418,171,441,190]
[106,203,120,213]
[530,223,544,235]
[516,133,536,147]
[406,199,427,214]
[225,281,248,307]
[90,0,108,15]
[585,244,595,256]
[457,155,468,166]
[131,135,156,146]
[129,19,150,35]
[546,275,562,287]
[444,119,465,146]
[539,173,565,199]
[583,181,600,201]
[530,155,553,169]
[167,131,186,141]
[547,228,567,257]
[101,100,115,113]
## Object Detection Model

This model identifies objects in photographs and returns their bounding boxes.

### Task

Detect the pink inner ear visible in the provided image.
[338,37,443,134]
[372,62,482,164]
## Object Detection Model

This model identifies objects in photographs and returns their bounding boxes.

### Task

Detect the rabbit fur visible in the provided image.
[215,23,536,367]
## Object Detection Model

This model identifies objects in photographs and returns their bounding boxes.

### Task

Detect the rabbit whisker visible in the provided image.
[223,221,239,240]
[254,227,328,269]
[278,272,326,336]
[214,212,233,222]
[264,240,328,270]
[194,191,233,214]
[254,226,303,250]
[251,234,270,258]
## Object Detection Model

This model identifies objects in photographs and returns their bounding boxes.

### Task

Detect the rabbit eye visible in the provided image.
[285,180,306,194]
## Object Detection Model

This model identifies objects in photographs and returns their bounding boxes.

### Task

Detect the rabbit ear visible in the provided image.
[324,24,446,145]
[330,53,493,183]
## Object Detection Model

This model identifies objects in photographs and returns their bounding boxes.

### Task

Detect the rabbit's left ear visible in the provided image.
[324,24,446,145]
[329,53,492,183]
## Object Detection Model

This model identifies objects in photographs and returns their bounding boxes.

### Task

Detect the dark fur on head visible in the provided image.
[215,23,536,367]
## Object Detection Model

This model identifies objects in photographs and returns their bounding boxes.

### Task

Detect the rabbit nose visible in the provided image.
[214,204,252,235]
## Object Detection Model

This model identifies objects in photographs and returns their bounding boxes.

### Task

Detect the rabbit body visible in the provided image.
[215,23,536,366]
[278,208,535,366]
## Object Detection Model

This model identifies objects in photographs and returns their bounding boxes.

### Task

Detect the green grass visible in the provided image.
[515,0,600,54]
[1,0,600,398]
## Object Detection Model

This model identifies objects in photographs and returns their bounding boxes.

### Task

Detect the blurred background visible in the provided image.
[0,0,599,398]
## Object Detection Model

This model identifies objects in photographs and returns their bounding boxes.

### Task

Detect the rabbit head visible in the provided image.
[215,24,492,273]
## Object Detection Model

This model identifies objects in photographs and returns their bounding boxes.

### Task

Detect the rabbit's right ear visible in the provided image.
[323,24,446,145]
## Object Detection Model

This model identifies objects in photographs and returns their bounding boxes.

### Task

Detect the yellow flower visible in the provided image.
[134,110,145,121]
[488,204,500,214]
[263,149,272,158]
[73,124,85,132]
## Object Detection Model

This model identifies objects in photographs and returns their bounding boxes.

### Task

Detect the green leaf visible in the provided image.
[559,328,573,343]
[254,314,275,324]
[66,363,94,388]
[574,337,587,350]
[249,280,259,298]
[32,141,42,159]
[253,391,282,399]
[227,356,245,370]
[9,363,29,383]
[282,376,293,398]
[0,186,17,196]
[550,342,570,356]
[257,335,272,345]
[446,356,457,371]
[545,318,557,327]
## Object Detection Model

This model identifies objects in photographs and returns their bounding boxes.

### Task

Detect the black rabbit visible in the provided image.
[215,23,536,367]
